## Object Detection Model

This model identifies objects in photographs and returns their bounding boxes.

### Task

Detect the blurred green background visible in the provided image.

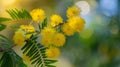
[0,0,120,67]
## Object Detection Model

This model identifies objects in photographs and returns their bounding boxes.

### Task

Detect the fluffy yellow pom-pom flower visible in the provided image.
[45,47,60,58]
[50,14,63,27]
[41,37,53,47]
[52,33,66,47]
[20,25,35,32]
[13,30,25,46]
[68,16,85,32]
[62,23,75,36]
[30,9,46,22]
[41,27,56,46]
[66,6,80,18]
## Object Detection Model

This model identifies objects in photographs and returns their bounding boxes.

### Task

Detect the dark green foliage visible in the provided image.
[0,34,13,51]
[6,9,32,20]
[0,17,11,31]
[0,49,27,67]
[0,24,6,31]
[21,34,57,67]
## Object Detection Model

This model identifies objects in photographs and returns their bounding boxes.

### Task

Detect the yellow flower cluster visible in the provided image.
[66,6,81,18]
[50,14,63,27]
[62,6,85,36]
[41,27,66,47]
[13,30,25,46]
[30,9,46,22]
[12,5,85,59]
[41,27,65,58]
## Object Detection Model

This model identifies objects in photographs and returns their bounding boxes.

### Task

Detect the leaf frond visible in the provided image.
[21,34,57,67]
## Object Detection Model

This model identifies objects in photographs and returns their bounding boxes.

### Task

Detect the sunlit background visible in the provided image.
[0,0,119,67]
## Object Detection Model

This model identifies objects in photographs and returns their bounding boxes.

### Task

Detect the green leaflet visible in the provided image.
[0,24,6,31]
[0,49,27,67]
[0,17,11,31]
[0,17,11,23]
[21,34,57,67]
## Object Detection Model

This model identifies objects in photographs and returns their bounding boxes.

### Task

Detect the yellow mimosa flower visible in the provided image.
[66,6,80,18]
[13,30,25,46]
[45,47,60,58]
[50,14,63,27]
[41,27,56,46]
[62,23,75,36]
[30,9,46,22]
[68,16,85,32]
[52,33,66,47]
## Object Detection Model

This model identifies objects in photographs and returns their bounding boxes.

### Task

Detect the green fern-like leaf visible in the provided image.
[6,9,32,20]
[0,49,27,67]
[21,34,57,67]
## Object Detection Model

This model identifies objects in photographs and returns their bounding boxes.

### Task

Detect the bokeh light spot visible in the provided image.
[75,1,90,15]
